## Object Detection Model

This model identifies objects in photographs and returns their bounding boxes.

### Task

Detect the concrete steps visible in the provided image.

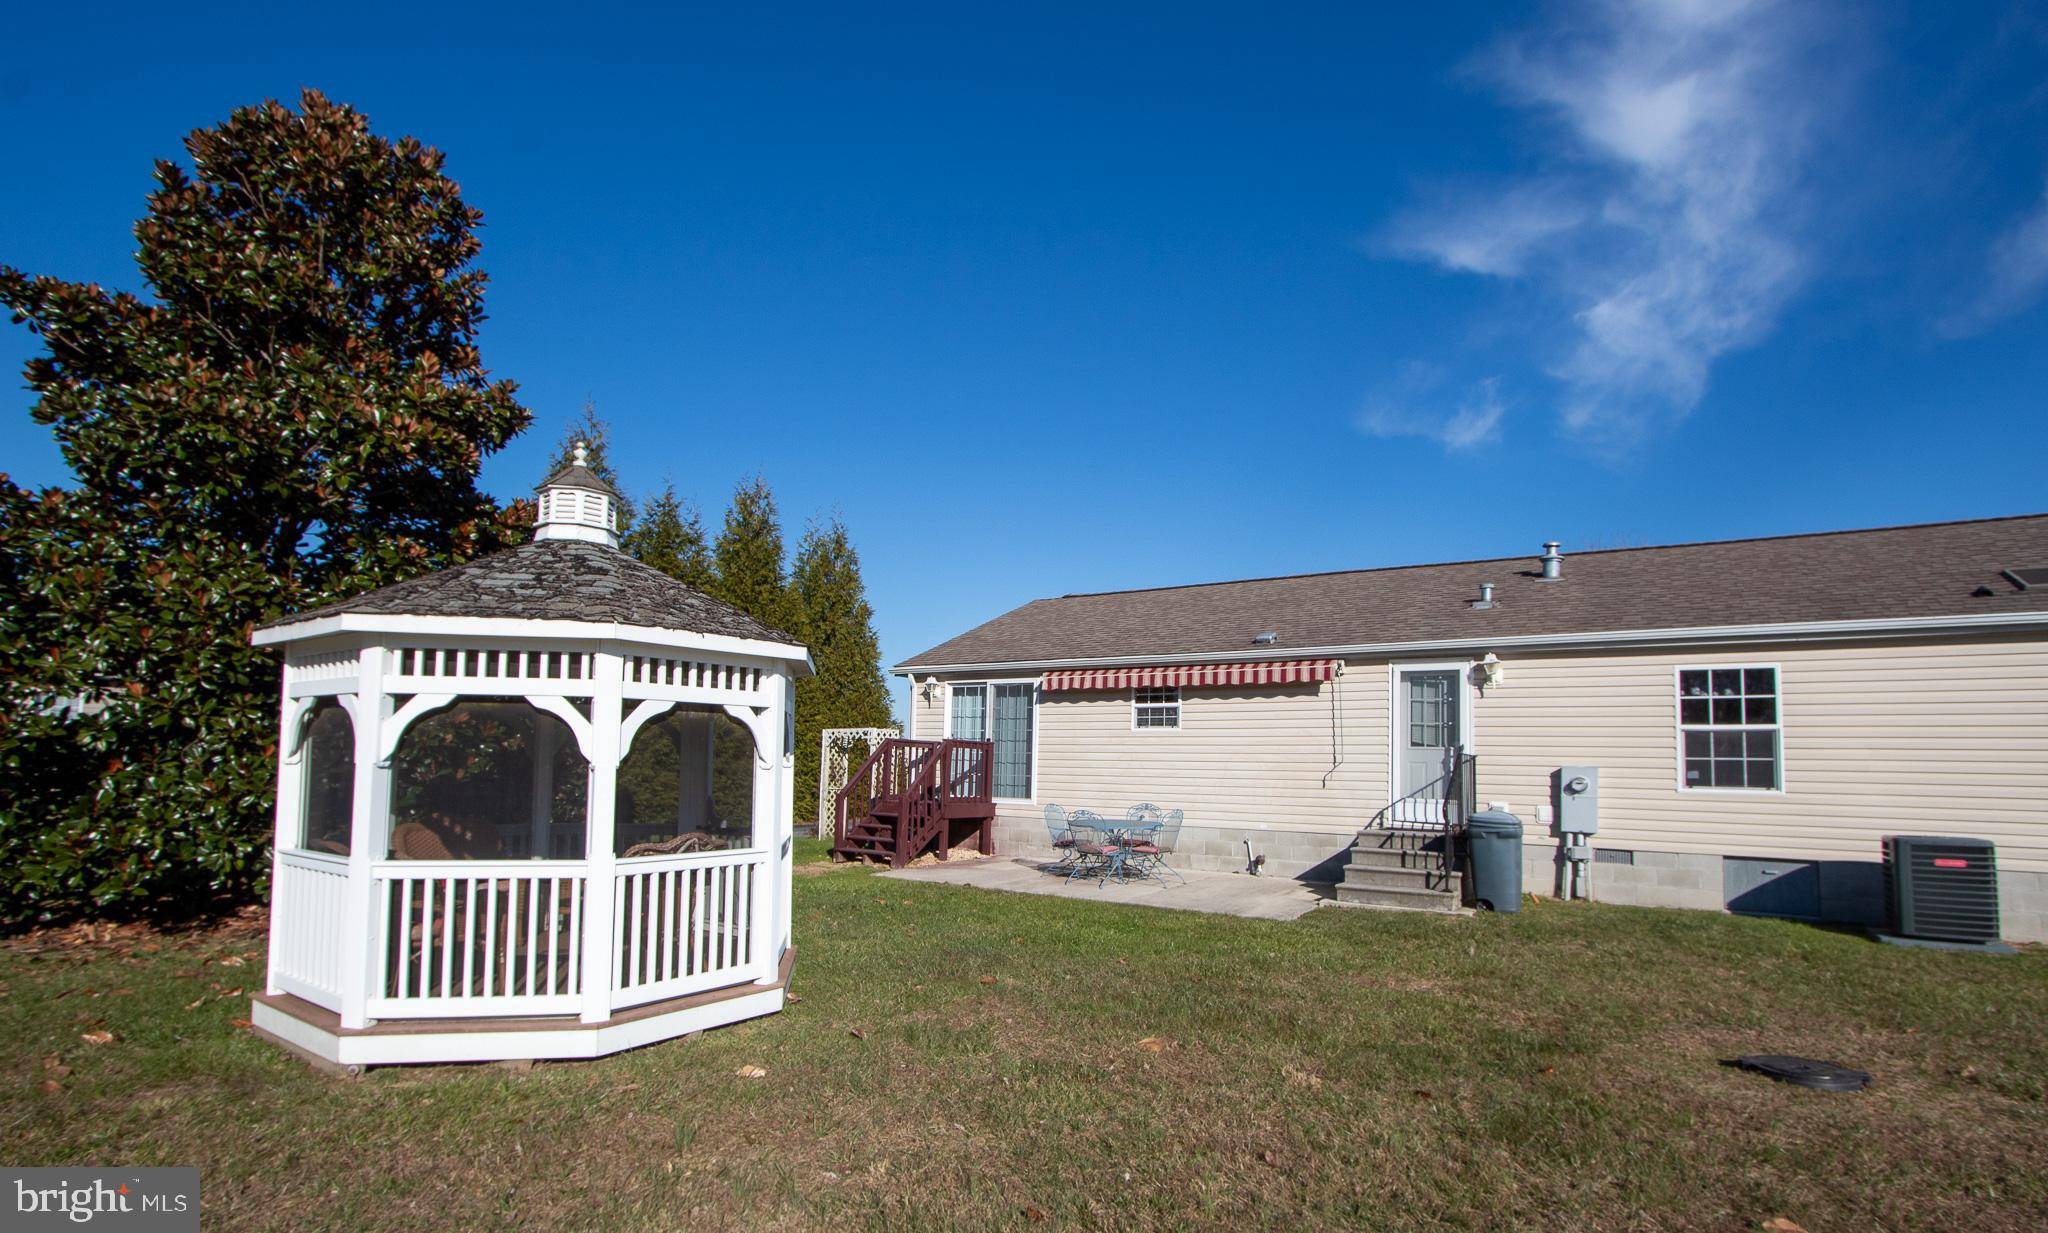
[1333,832,1462,913]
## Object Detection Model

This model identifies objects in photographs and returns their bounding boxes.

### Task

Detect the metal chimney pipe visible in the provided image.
[1540,542,1563,580]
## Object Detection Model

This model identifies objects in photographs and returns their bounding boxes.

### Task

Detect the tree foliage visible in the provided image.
[547,400,632,533]
[790,517,894,825]
[709,476,798,637]
[624,482,713,591]
[0,90,529,922]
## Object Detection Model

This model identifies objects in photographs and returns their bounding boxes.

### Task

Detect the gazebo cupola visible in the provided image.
[534,442,622,548]
[246,459,813,1071]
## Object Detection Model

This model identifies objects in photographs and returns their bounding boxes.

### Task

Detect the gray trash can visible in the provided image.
[1465,810,1524,913]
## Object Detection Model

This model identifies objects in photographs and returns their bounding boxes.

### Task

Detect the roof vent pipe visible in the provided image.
[1539,542,1563,581]
[1472,582,1496,610]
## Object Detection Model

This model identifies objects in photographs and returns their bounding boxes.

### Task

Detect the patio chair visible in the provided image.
[1061,811,1119,881]
[1123,809,1184,885]
[1043,805,1079,865]
[1124,802,1165,825]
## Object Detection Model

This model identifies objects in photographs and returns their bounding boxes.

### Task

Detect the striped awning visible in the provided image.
[1040,659,1342,692]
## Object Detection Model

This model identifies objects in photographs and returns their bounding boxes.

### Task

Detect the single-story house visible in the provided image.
[890,514,2048,941]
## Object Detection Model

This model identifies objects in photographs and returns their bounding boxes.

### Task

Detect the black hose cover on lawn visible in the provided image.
[1731,1055,1873,1091]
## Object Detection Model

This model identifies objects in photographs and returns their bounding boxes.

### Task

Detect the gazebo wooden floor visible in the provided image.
[252,947,795,1072]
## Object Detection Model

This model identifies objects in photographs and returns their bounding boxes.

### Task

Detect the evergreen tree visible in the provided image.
[790,517,893,828]
[547,400,632,533]
[624,482,713,590]
[709,475,796,635]
[0,90,529,921]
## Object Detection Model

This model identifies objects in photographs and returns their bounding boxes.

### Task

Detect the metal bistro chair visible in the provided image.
[1123,808,1185,884]
[1062,810,1120,882]
[1124,802,1165,827]
[1043,804,1079,867]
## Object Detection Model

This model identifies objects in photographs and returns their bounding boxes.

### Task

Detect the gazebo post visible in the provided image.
[528,718,559,858]
[264,691,307,999]
[776,674,797,961]
[579,648,626,1024]
[750,670,789,986]
[338,646,390,1030]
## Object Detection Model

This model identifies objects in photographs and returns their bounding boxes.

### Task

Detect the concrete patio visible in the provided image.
[878,856,1325,921]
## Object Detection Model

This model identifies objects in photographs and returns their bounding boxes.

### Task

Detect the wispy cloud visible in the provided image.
[1379,0,1842,444]
[1940,177,2048,336]
[1359,367,1507,451]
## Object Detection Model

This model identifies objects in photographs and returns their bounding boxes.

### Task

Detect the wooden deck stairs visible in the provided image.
[830,738,998,868]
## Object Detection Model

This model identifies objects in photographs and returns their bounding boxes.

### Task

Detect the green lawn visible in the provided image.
[4,854,2045,1231]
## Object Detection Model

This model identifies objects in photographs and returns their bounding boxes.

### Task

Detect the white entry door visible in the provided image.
[1393,668,1461,823]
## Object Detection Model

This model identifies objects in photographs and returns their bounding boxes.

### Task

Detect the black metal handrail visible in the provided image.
[1364,749,1476,884]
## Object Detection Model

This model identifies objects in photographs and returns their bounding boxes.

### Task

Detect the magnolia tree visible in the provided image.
[0,91,530,921]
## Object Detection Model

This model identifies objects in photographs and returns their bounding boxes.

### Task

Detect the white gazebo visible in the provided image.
[248,449,811,1069]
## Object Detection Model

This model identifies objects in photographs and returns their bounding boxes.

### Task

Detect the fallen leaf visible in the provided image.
[1135,1036,1168,1054]
[735,1064,768,1079]
[230,1018,253,1029]
[1022,1205,1048,1223]
[217,988,244,999]
[38,1080,61,1094]
[1540,1067,1556,1076]
[1260,1149,1282,1167]
[1413,1089,1434,1100]
[848,1028,867,1040]
[216,955,245,968]
[1761,1220,1809,1233]
[79,1031,114,1046]
[184,997,206,1011]
[785,993,803,1004]
[979,975,996,985]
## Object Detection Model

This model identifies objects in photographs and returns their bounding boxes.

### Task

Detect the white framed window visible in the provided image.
[1133,686,1181,730]
[946,681,1036,801]
[1676,666,1782,791]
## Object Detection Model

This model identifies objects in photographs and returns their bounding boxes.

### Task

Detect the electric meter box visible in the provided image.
[1550,765,1599,835]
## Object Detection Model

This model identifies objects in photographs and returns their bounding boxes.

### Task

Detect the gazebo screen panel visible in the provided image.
[615,709,757,856]
[300,699,355,855]
[388,701,589,860]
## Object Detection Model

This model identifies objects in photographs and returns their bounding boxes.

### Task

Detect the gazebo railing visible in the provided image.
[359,848,770,1020]
[371,860,588,1018]
[271,850,351,1007]
[611,847,766,1011]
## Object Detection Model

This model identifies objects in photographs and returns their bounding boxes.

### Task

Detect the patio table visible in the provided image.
[1061,811,1164,885]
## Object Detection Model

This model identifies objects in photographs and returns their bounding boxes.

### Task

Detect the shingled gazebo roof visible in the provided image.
[261,539,793,644]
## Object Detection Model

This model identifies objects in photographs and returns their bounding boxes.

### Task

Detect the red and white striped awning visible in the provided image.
[1040,659,1341,692]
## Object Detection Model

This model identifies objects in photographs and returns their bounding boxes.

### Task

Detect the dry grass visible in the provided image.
[2,852,2044,1232]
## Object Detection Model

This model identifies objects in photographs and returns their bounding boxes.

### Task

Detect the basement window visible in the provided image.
[1133,686,1181,730]
[1677,667,1781,791]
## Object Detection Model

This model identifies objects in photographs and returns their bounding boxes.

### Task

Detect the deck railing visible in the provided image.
[370,860,588,1018]
[611,848,765,1011]
[271,850,351,1008]
[832,737,995,854]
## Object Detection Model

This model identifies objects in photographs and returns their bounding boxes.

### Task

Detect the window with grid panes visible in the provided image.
[1678,667,1780,790]
[1133,686,1181,729]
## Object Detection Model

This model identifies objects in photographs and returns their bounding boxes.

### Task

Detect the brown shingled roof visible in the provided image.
[898,514,2048,669]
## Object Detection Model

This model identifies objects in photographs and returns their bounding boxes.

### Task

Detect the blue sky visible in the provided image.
[5,2,2046,721]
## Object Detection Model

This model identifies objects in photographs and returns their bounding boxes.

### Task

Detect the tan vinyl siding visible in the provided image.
[911,630,2048,875]
[1472,634,2048,873]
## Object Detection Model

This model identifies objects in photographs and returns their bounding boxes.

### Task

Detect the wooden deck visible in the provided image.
[831,738,997,867]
